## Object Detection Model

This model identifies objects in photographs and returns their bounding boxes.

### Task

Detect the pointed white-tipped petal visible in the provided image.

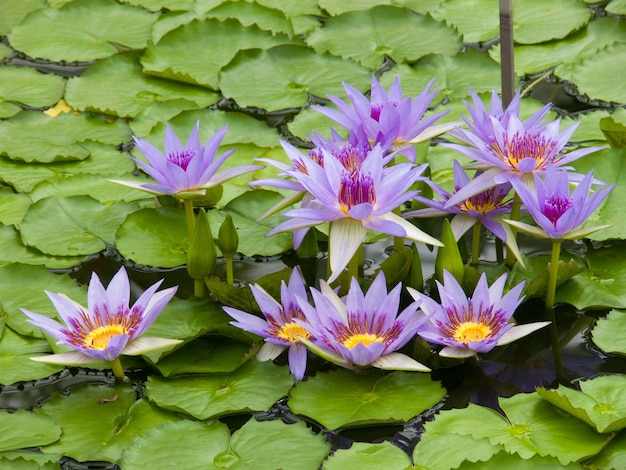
[108,179,163,195]
[30,351,99,365]
[439,346,477,358]
[298,336,355,370]
[380,213,443,247]
[502,222,525,268]
[497,322,551,346]
[121,337,183,356]
[409,121,465,143]
[257,342,286,361]
[372,352,431,372]
[257,191,305,221]
[328,219,366,283]
[562,225,611,240]
[503,219,550,239]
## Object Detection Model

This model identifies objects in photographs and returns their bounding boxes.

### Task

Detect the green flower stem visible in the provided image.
[183,199,195,238]
[225,255,234,285]
[471,223,481,265]
[393,207,405,253]
[194,279,204,297]
[546,238,565,382]
[505,192,522,267]
[348,247,360,280]
[110,357,125,381]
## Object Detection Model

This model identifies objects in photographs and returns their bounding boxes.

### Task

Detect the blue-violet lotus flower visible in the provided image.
[222,268,312,382]
[409,270,549,358]
[312,75,454,161]
[21,267,180,365]
[295,272,431,371]
[506,166,614,240]
[443,90,603,207]
[265,144,442,282]
[112,123,262,198]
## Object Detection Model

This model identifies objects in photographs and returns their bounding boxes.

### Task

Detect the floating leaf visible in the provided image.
[0,187,31,225]
[0,0,45,36]
[19,196,138,257]
[0,450,62,470]
[306,6,460,69]
[219,45,372,111]
[0,409,61,453]
[512,0,591,45]
[0,67,64,118]
[121,419,230,469]
[591,309,626,356]
[587,430,626,470]
[413,431,501,469]
[216,418,331,470]
[8,0,157,62]
[146,359,294,419]
[288,368,444,430]
[206,1,295,37]
[324,441,411,470]
[65,51,219,118]
[37,388,180,463]
[537,375,626,433]
[555,244,626,309]
[430,0,499,43]
[141,18,297,89]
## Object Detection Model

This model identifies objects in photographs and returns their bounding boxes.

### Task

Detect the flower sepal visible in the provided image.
[297,336,356,370]
[371,352,431,372]
[504,219,611,241]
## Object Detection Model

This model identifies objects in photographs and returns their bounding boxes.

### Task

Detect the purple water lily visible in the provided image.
[295,272,430,371]
[112,123,262,198]
[507,166,614,240]
[405,160,513,241]
[312,75,452,161]
[222,268,312,381]
[409,270,549,358]
[443,90,603,207]
[21,267,179,365]
[265,144,442,282]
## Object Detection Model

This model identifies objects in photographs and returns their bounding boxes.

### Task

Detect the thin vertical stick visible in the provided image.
[499,0,515,107]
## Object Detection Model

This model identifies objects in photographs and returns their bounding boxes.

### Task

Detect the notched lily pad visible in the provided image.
[0,66,65,118]
[288,368,444,430]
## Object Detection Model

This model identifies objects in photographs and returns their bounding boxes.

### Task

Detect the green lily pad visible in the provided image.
[206,1,295,37]
[19,196,139,257]
[0,110,130,163]
[512,0,591,45]
[65,51,220,118]
[121,419,230,469]
[591,309,626,356]
[0,0,45,36]
[324,441,412,470]
[0,187,31,225]
[557,42,626,106]
[555,244,626,309]
[537,375,626,433]
[0,225,85,269]
[151,338,254,377]
[141,17,297,89]
[422,392,610,465]
[0,451,62,470]
[0,66,64,118]
[145,359,294,419]
[219,45,372,111]
[430,0,499,43]
[37,387,181,463]
[318,0,444,16]
[305,6,460,69]
[0,409,61,453]
[215,418,331,470]
[457,451,584,469]
[7,0,157,62]
[288,368,445,430]
[600,114,626,149]
[588,429,626,470]
[0,263,86,338]
[381,50,502,104]
[413,431,501,469]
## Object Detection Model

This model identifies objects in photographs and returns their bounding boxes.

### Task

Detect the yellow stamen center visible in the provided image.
[460,199,497,214]
[84,324,127,350]
[343,333,383,350]
[453,322,491,343]
[277,322,310,343]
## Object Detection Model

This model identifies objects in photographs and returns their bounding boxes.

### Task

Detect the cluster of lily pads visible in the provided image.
[3,0,626,469]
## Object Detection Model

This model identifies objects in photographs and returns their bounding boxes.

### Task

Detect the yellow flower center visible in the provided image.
[460,199,497,214]
[84,324,127,350]
[342,333,383,350]
[453,322,491,343]
[277,321,310,343]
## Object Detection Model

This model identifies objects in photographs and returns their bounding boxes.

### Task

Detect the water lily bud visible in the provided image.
[435,218,464,285]
[407,242,424,291]
[218,214,239,258]
[187,208,217,281]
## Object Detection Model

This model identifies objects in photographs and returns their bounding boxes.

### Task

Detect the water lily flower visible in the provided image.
[222,268,312,382]
[295,272,430,371]
[21,267,180,376]
[265,144,442,282]
[443,90,603,207]
[312,75,453,161]
[112,123,262,198]
[408,270,549,358]
[506,166,613,240]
